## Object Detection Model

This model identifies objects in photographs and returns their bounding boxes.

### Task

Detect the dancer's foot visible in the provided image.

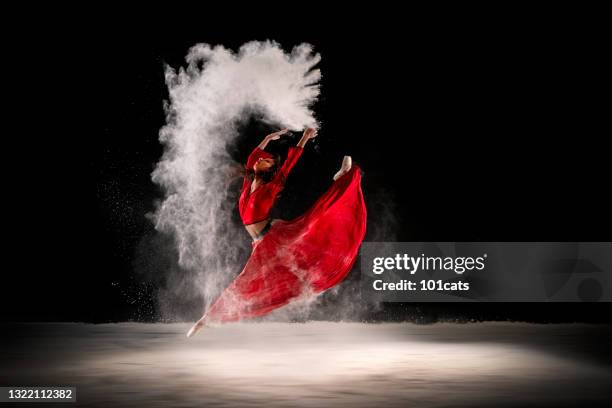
[333,155,352,181]
[186,318,206,338]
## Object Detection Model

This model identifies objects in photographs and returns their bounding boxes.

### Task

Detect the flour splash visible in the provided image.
[151,41,320,319]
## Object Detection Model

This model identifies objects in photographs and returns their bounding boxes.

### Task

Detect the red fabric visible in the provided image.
[203,164,367,324]
[239,146,304,225]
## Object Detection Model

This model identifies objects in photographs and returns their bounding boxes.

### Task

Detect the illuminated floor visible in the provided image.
[3,322,612,407]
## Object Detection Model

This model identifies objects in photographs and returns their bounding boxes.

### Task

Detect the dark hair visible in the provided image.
[245,153,282,184]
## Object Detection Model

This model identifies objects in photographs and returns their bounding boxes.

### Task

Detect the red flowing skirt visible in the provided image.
[203,165,367,324]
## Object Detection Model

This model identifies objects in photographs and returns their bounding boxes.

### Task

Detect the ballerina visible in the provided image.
[187,128,366,337]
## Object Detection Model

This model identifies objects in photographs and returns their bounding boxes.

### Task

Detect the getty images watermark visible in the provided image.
[360,242,612,302]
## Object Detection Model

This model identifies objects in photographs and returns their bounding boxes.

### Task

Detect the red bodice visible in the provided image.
[239,146,303,225]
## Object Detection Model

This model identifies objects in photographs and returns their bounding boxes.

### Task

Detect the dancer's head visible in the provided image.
[252,154,281,183]
[253,156,276,172]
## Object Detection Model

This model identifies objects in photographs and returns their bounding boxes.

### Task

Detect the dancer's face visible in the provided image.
[254,157,275,172]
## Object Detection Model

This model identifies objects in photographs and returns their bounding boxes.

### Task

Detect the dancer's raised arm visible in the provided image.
[273,128,318,186]
[246,129,289,170]
[258,128,289,150]
[297,127,317,148]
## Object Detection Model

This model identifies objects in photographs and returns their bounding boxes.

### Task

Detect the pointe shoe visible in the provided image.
[333,155,352,181]
[186,318,206,338]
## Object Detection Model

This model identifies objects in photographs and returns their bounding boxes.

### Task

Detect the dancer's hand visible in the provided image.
[258,128,288,150]
[297,127,317,148]
[303,128,317,140]
[266,128,289,141]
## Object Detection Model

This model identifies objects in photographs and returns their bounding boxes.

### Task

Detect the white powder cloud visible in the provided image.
[151,41,320,319]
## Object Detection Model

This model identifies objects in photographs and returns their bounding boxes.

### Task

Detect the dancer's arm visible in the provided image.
[296,128,317,148]
[274,128,318,185]
[258,128,289,150]
[246,129,289,169]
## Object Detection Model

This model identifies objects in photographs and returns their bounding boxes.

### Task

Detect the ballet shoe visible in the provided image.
[333,155,352,181]
[186,318,206,338]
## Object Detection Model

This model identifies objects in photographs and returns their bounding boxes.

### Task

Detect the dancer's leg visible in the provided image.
[333,155,352,181]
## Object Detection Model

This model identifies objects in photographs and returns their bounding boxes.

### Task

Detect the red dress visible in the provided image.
[202,145,367,323]
[239,146,304,225]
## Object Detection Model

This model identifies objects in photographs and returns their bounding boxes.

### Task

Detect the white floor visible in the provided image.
[4,322,612,407]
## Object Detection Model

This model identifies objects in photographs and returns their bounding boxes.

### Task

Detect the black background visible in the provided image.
[3,10,610,323]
